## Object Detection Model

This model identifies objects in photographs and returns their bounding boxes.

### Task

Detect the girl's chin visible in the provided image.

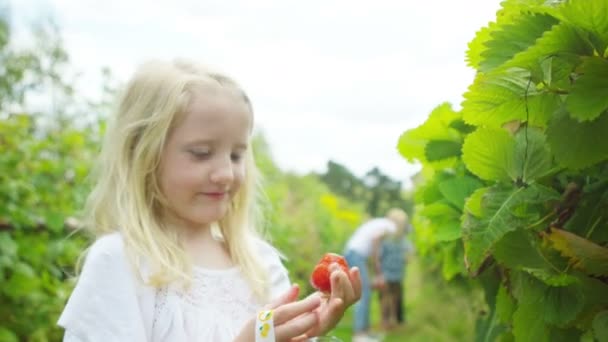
[194,209,229,224]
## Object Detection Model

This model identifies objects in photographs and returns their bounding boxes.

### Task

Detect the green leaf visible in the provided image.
[45,211,64,232]
[419,202,462,242]
[503,22,593,82]
[435,221,462,242]
[419,201,460,219]
[462,69,561,128]
[494,229,578,285]
[580,275,608,313]
[0,328,18,342]
[4,261,39,299]
[462,127,514,182]
[439,176,484,210]
[560,0,608,53]
[546,109,608,170]
[397,129,427,163]
[442,241,465,280]
[496,284,515,324]
[398,103,461,165]
[545,227,608,276]
[510,127,554,183]
[549,327,584,342]
[564,189,608,244]
[464,187,490,218]
[415,179,444,205]
[494,230,546,269]
[512,273,549,342]
[467,23,494,70]
[479,13,559,72]
[566,57,608,121]
[466,0,557,70]
[425,140,462,162]
[0,232,17,258]
[524,268,579,287]
[582,330,596,342]
[462,184,560,272]
[540,55,581,91]
[463,125,556,185]
[449,118,476,134]
[593,311,608,342]
[543,284,585,325]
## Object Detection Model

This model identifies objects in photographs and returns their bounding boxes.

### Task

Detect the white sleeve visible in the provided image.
[58,234,148,342]
[384,218,398,235]
[256,239,291,300]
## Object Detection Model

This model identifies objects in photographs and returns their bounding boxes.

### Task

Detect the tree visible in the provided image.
[319,160,412,217]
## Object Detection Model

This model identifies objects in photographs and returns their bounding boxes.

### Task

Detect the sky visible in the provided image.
[10,0,503,189]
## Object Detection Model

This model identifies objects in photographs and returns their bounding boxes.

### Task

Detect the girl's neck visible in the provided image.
[161,213,234,270]
[179,225,234,270]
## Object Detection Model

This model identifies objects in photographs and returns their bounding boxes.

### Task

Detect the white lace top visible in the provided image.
[58,233,291,342]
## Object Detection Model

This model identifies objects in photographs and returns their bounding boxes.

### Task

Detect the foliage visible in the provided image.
[319,160,413,217]
[398,0,608,340]
[0,7,110,339]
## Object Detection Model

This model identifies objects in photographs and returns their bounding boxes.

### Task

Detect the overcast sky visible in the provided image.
[11,0,503,188]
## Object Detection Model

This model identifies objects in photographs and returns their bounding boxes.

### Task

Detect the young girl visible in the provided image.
[58,59,361,341]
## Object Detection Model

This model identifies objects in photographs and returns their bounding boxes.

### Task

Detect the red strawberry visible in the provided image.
[310,253,349,293]
[321,253,349,269]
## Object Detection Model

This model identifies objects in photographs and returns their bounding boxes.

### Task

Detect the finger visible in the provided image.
[328,263,344,300]
[349,267,362,302]
[275,312,318,342]
[325,297,345,330]
[290,334,310,342]
[307,297,344,337]
[329,297,345,317]
[331,266,355,303]
[273,294,321,325]
[267,284,300,309]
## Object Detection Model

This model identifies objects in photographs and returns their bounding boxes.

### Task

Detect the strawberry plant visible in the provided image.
[398,0,608,340]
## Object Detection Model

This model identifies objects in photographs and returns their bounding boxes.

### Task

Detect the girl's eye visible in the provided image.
[231,153,243,162]
[189,150,211,160]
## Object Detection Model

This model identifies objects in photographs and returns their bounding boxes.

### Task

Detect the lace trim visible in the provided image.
[152,286,168,332]
[152,269,262,336]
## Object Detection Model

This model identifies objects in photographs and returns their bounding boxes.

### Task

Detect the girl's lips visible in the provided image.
[203,192,227,200]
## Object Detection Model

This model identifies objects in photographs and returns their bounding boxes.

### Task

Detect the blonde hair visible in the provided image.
[82,58,270,300]
[386,208,408,233]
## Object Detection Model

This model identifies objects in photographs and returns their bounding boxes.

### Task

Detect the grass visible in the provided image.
[329,256,485,341]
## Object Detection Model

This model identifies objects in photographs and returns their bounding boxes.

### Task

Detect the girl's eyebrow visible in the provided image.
[187,139,248,149]
[187,139,213,146]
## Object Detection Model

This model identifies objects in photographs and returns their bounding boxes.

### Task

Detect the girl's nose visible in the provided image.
[210,156,234,185]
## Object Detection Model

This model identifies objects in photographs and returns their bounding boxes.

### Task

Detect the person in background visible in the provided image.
[344,208,408,342]
[377,213,414,330]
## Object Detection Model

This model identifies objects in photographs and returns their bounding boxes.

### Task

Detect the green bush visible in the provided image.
[399,0,608,340]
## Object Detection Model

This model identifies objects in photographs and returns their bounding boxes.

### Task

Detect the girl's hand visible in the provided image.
[304,264,362,337]
[234,284,321,342]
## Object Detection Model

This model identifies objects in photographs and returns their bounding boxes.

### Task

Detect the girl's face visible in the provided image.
[158,87,252,231]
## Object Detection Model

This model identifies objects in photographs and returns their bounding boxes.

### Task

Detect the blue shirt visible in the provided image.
[380,237,413,282]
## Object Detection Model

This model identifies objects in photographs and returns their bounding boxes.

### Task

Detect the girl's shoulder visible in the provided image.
[251,236,291,298]
[89,232,125,254]
[85,232,128,266]
[253,237,283,260]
